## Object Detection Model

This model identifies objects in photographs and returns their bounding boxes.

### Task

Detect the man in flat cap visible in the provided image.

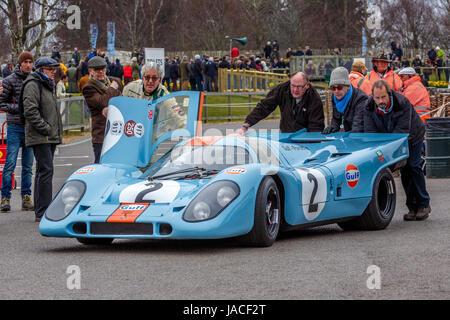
[82,56,123,163]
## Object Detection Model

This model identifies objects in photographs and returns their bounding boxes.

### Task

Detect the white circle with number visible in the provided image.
[296,168,327,221]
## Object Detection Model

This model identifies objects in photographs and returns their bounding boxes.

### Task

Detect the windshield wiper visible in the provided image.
[149,167,207,181]
[178,169,222,180]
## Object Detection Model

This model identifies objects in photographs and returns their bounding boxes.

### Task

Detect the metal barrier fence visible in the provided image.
[57,96,90,132]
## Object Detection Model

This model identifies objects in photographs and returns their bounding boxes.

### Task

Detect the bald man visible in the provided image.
[238,72,324,135]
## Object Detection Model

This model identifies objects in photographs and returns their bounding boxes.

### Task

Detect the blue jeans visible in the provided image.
[1,124,34,198]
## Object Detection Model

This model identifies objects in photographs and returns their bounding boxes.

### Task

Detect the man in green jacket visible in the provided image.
[22,57,63,222]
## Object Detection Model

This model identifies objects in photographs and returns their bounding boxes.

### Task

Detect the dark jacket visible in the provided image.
[82,77,123,144]
[169,62,179,79]
[363,91,425,146]
[22,72,63,147]
[330,87,368,133]
[205,61,218,78]
[0,65,29,126]
[245,81,325,133]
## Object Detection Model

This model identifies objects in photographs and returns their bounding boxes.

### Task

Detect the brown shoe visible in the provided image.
[403,211,417,221]
[22,195,34,211]
[1,197,11,212]
[416,206,431,221]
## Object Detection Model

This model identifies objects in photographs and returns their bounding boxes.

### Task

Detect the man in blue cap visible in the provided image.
[22,56,63,222]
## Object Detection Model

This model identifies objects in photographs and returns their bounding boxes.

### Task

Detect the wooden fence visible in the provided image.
[218,68,288,92]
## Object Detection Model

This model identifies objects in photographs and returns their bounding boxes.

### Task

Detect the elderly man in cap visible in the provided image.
[21,57,63,221]
[363,79,430,221]
[323,67,368,134]
[238,71,324,135]
[399,67,431,123]
[365,54,403,92]
[0,51,35,212]
[82,56,123,163]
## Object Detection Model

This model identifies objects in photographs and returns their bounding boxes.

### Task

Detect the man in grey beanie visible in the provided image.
[323,67,368,134]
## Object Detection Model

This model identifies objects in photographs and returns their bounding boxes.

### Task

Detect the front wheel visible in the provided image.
[338,168,396,231]
[241,177,281,247]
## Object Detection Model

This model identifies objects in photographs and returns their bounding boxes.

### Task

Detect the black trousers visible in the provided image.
[32,144,57,218]
[93,143,102,164]
[400,141,430,212]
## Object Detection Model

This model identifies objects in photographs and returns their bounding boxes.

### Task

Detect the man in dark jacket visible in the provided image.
[363,79,430,221]
[82,56,123,164]
[323,67,367,134]
[205,57,218,92]
[22,57,63,222]
[0,52,35,212]
[238,72,324,134]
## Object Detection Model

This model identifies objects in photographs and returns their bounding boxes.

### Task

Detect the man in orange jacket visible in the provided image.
[349,60,372,95]
[366,55,403,91]
[399,67,431,123]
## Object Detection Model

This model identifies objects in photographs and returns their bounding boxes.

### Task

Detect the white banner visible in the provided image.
[145,48,165,77]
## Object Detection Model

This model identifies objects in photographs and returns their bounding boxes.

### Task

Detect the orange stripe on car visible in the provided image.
[106,203,149,223]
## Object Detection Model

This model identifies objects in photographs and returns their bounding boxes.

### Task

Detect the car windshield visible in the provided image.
[145,145,254,179]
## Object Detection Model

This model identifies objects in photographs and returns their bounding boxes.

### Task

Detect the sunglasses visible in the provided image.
[331,85,345,91]
[42,68,57,73]
[144,75,160,82]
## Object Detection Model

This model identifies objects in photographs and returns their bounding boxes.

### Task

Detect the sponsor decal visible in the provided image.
[107,203,149,223]
[124,120,136,137]
[376,150,384,162]
[226,167,247,175]
[345,164,360,188]
[75,167,95,175]
[134,123,144,138]
[0,151,3,159]
[111,120,124,136]
[148,109,154,120]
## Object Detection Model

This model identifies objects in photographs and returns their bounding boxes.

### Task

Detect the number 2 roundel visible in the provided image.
[296,168,327,221]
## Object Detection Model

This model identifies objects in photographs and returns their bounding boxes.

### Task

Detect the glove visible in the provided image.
[322,126,337,134]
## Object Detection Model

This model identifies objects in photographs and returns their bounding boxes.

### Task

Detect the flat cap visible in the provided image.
[35,57,59,69]
[88,56,107,68]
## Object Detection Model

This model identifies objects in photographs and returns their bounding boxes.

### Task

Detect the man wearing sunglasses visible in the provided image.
[123,62,169,101]
[123,62,186,142]
[323,67,368,134]
[238,71,324,135]
[21,57,63,222]
[82,56,123,163]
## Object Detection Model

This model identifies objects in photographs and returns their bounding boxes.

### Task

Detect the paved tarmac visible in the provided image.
[0,120,449,300]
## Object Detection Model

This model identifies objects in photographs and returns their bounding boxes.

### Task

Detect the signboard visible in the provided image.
[107,22,116,56]
[144,48,165,77]
[90,24,98,49]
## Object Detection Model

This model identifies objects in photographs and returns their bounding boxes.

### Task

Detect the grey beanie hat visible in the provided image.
[330,67,351,86]
[88,56,107,68]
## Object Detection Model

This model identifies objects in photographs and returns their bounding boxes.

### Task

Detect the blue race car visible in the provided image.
[39,91,409,247]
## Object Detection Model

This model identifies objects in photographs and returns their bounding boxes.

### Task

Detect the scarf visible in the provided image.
[89,75,112,92]
[36,71,55,91]
[333,85,353,114]
[376,94,394,115]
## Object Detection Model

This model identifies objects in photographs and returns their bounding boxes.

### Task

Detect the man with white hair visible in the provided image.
[123,62,186,142]
[398,67,431,123]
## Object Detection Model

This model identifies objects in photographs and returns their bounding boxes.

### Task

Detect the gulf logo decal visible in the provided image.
[75,167,95,175]
[226,167,246,175]
[345,164,360,189]
[107,203,149,223]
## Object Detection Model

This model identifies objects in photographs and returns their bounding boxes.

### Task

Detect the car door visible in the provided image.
[100,91,203,168]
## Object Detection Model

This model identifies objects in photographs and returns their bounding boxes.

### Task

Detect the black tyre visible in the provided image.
[338,168,396,231]
[76,238,114,245]
[241,176,281,247]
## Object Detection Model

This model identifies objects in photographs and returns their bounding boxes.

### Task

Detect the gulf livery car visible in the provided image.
[39,91,410,247]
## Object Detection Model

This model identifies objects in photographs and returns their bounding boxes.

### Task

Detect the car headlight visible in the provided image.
[45,180,86,221]
[183,181,240,222]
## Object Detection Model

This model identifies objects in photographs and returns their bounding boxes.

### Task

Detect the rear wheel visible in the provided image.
[241,177,281,247]
[76,238,114,245]
[338,168,396,231]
